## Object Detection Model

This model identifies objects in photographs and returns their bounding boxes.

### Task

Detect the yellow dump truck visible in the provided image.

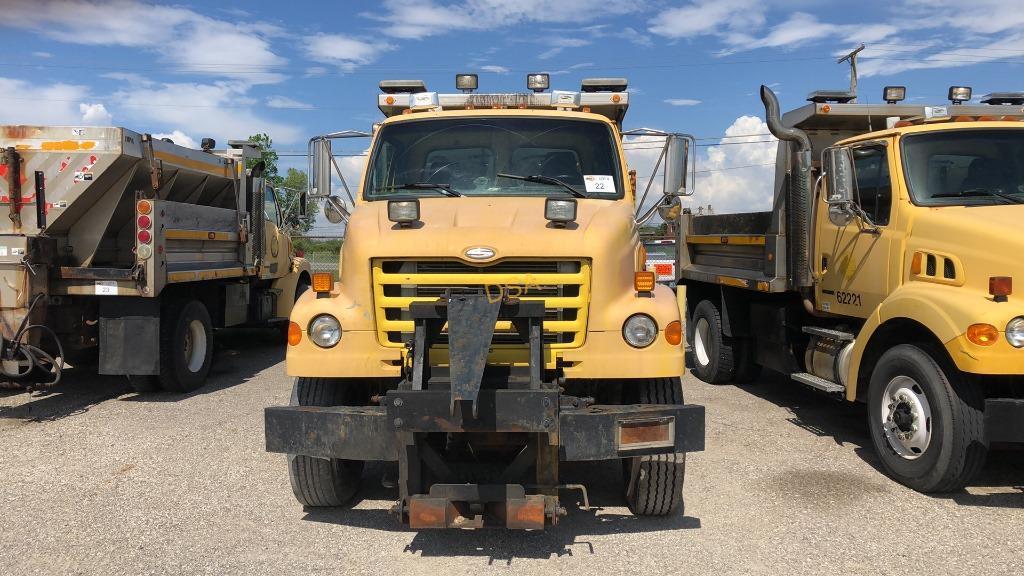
[264,75,705,529]
[0,128,309,392]
[679,81,1024,492]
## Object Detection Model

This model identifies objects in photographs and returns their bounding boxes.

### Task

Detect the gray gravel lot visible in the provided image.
[1,329,1022,575]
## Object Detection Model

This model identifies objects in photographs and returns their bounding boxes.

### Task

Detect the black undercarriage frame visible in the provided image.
[265,292,705,529]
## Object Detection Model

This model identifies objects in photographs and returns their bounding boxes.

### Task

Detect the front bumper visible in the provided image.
[265,389,705,463]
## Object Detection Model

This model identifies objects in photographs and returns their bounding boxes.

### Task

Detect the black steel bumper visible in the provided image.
[986,398,1024,443]
[264,390,705,462]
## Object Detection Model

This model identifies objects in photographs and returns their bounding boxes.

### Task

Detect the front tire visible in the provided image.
[867,344,987,492]
[624,377,686,516]
[287,377,364,507]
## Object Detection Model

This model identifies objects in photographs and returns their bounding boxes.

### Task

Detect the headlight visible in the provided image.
[623,314,657,348]
[309,314,341,348]
[1007,316,1024,348]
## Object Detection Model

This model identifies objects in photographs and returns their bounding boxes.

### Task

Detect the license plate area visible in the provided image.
[616,416,676,451]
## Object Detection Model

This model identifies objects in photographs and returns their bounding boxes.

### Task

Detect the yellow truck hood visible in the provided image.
[337,196,641,332]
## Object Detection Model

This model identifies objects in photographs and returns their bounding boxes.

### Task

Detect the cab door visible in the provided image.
[815,140,898,317]
[261,185,290,279]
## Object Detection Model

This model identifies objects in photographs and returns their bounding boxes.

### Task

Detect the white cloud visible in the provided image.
[664,99,701,106]
[648,0,765,40]
[2,0,286,84]
[110,80,302,144]
[0,77,91,125]
[693,116,776,214]
[79,103,112,125]
[538,38,590,60]
[266,95,313,110]
[624,117,777,218]
[32,51,52,58]
[366,0,644,40]
[480,65,510,74]
[152,130,198,149]
[305,34,393,72]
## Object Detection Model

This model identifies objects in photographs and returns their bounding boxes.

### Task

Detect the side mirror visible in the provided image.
[323,196,350,224]
[657,195,682,222]
[310,136,333,199]
[824,147,856,227]
[663,135,690,196]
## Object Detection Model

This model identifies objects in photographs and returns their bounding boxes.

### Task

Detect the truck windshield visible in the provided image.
[363,117,623,199]
[902,129,1024,206]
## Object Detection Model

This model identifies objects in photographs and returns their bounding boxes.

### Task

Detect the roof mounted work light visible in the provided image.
[455,73,478,93]
[379,80,427,94]
[883,86,906,104]
[948,85,972,105]
[581,78,628,93]
[527,73,550,93]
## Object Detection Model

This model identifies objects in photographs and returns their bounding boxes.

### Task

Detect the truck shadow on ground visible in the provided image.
[732,370,1024,509]
[123,327,285,404]
[0,327,284,422]
[302,460,700,562]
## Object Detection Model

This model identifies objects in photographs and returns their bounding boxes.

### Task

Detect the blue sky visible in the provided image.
[2,0,1022,215]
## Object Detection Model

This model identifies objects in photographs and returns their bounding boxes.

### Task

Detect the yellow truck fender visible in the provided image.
[846,282,972,402]
[270,257,312,320]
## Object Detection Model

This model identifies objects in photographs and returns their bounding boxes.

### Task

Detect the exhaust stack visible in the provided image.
[761,85,813,289]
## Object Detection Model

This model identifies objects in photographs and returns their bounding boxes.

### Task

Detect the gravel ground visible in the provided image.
[1,329,1022,575]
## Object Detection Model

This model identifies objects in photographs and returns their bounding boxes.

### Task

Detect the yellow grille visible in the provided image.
[372,259,590,349]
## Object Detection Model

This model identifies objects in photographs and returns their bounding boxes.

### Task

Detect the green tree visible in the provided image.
[278,168,319,234]
[247,133,280,183]
[247,133,318,234]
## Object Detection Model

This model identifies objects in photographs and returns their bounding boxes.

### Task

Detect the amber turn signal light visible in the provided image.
[966,323,999,346]
[665,320,682,345]
[287,321,302,346]
[634,271,656,292]
[137,199,152,215]
[312,272,333,293]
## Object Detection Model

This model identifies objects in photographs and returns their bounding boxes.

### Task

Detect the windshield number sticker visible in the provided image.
[584,175,615,194]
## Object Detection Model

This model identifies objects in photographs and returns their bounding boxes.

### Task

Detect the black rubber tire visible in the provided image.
[126,375,161,393]
[158,300,214,393]
[625,377,686,516]
[867,344,987,493]
[689,299,737,384]
[733,339,762,384]
[287,377,364,507]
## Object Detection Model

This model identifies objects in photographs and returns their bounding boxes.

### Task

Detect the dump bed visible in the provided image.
[0,126,258,335]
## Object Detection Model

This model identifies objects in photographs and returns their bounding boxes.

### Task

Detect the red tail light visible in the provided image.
[137,229,152,244]
[137,214,152,229]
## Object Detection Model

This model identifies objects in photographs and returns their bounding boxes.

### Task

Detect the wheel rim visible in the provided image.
[880,375,932,459]
[693,317,711,367]
[184,319,207,373]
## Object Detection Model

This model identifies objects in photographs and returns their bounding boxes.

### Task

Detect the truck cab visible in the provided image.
[679,83,1024,492]
[265,75,705,529]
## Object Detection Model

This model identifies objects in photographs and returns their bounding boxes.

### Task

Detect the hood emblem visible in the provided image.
[464,246,495,260]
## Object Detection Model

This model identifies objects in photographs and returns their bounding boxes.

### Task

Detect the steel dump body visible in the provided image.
[0,125,305,385]
[678,102,1024,293]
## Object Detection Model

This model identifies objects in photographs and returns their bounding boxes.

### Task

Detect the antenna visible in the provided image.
[837,44,866,102]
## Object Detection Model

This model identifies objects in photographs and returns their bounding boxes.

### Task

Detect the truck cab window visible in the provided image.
[852,146,892,226]
[265,186,281,225]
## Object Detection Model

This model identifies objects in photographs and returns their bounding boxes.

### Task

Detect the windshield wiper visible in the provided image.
[934,188,1024,204]
[496,173,587,198]
[380,182,461,197]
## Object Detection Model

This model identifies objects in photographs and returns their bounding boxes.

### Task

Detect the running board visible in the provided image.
[791,372,845,394]
[802,327,855,341]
